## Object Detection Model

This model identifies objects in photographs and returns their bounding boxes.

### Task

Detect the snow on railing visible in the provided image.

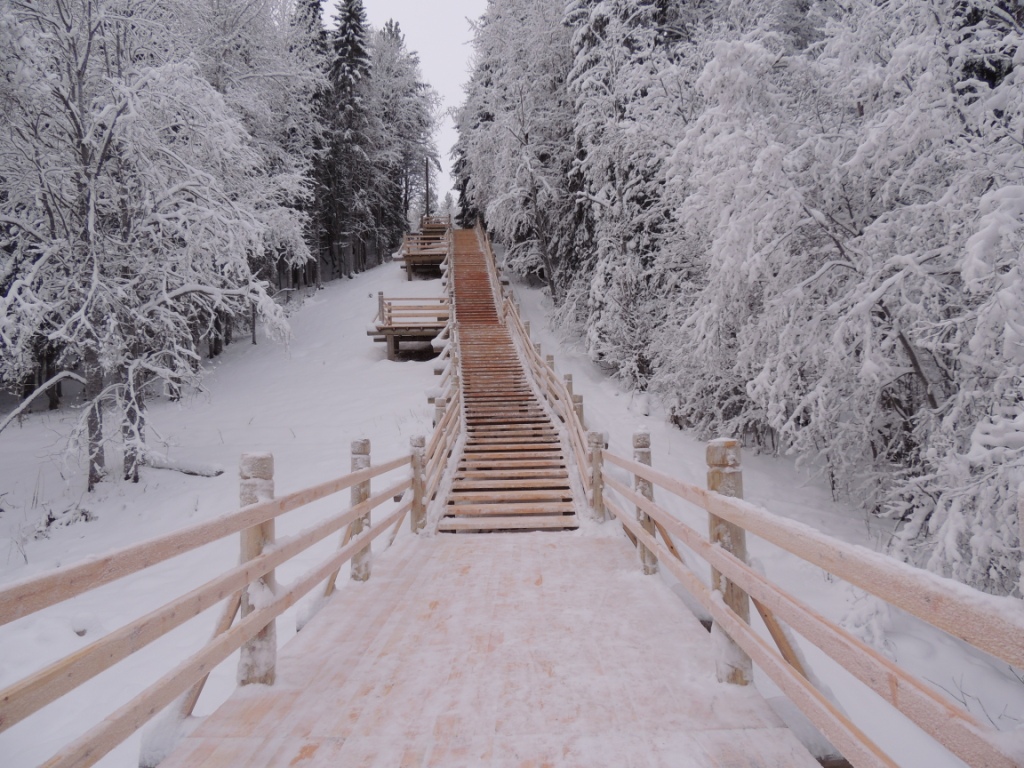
[597,435,1024,768]
[0,439,429,767]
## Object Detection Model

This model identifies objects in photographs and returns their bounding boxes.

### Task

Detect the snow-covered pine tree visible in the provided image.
[322,0,374,275]
[362,21,440,249]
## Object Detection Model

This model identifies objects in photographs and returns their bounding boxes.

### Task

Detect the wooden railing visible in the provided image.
[0,351,464,766]
[423,257,463,509]
[420,214,452,232]
[473,219,506,322]
[373,293,449,328]
[469,225,1022,767]
[503,297,592,498]
[471,220,593,497]
[596,433,1024,768]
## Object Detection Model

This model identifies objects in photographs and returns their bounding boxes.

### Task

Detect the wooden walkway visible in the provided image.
[440,230,577,533]
[160,535,819,768]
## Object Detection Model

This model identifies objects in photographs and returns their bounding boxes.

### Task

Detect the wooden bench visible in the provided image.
[367,292,449,360]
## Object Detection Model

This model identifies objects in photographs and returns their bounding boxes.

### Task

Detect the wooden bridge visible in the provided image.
[2,222,1023,768]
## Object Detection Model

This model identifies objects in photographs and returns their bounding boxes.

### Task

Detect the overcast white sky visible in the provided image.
[324,0,489,203]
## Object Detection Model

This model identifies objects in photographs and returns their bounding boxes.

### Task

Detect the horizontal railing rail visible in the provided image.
[597,434,1024,768]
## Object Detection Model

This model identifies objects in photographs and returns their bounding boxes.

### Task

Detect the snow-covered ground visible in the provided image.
[1,261,1022,767]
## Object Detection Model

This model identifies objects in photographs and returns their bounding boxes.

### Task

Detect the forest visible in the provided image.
[454,0,1024,596]
[0,0,439,489]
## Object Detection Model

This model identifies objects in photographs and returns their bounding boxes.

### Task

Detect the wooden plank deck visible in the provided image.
[441,229,578,533]
[160,535,820,767]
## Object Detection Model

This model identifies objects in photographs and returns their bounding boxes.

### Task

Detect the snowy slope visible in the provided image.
[1,261,1022,767]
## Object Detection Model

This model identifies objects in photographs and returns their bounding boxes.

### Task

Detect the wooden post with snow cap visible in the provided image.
[433,397,447,430]
[633,432,658,575]
[546,354,555,371]
[238,452,277,686]
[573,394,585,429]
[377,291,386,324]
[588,431,605,522]
[533,342,542,357]
[411,435,427,533]
[564,374,573,399]
[523,321,530,339]
[707,437,752,685]
[349,439,372,582]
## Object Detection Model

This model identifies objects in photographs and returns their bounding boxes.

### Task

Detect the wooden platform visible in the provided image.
[441,230,577,533]
[159,535,820,767]
[367,294,448,360]
[396,218,450,280]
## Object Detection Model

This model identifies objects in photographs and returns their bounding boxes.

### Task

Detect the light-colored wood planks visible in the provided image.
[439,229,577,533]
[158,535,820,768]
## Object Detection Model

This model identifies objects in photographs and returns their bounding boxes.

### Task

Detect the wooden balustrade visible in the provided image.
[597,435,1024,768]
[0,445,417,767]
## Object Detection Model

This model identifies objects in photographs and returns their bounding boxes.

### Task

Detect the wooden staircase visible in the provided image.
[438,230,578,533]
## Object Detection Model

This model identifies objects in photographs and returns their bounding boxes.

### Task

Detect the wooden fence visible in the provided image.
[595,435,1024,768]
[0,324,463,767]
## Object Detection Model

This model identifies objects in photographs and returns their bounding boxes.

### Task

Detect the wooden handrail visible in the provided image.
[501,295,591,491]
[42,500,409,768]
[600,444,1023,768]
[0,448,415,767]
[0,476,409,733]
[604,492,896,768]
[603,473,1015,768]
[601,450,1024,670]
[0,455,410,626]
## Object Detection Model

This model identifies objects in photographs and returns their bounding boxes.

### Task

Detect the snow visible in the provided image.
[1,261,1022,767]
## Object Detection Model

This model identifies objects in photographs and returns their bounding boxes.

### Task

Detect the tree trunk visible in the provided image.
[122,367,145,483]
[84,346,105,491]
[45,345,61,410]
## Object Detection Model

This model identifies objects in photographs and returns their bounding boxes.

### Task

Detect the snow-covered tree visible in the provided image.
[455,0,576,300]
[0,0,289,487]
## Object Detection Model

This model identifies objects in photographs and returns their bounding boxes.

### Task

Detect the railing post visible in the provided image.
[411,435,426,533]
[573,394,585,429]
[238,452,276,686]
[564,374,573,399]
[707,437,752,685]
[533,342,542,357]
[433,396,447,429]
[524,321,530,338]
[588,431,605,522]
[545,354,555,371]
[377,291,385,324]
[632,432,658,575]
[350,439,372,582]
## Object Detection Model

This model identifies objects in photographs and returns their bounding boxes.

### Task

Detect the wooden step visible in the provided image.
[446,502,577,517]
[448,489,573,503]
[437,515,579,532]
